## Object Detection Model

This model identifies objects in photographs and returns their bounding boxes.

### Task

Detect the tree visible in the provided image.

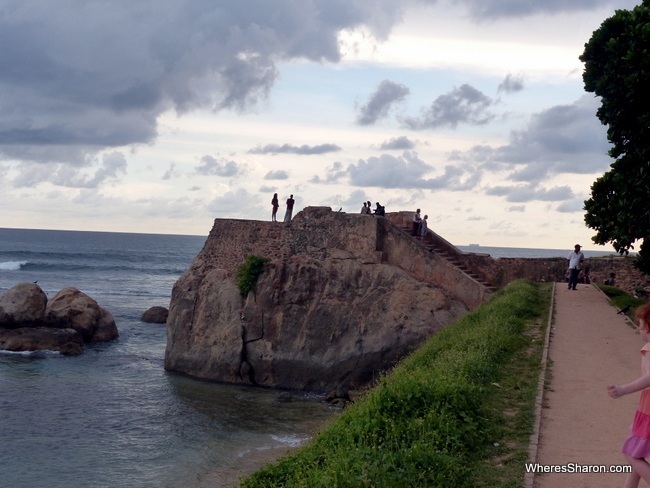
[580,0,650,272]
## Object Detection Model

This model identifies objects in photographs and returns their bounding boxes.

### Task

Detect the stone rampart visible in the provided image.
[200,206,489,309]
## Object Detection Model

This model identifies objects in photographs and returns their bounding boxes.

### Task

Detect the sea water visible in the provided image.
[0,228,334,488]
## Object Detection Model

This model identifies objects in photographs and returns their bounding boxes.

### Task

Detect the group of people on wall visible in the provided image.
[360,201,385,216]
[411,208,428,241]
[270,195,429,244]
[271,194,389,222]
[271,193,294,223]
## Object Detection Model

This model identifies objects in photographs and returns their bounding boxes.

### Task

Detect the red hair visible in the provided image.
[636,303,650,332]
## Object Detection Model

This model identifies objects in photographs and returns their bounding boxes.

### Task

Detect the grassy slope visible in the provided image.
[241,280,550,488]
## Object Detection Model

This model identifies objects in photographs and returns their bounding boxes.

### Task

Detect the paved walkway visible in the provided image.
[533,283,641,487]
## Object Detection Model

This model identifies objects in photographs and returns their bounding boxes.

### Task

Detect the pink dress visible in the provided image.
[622,343,650,458]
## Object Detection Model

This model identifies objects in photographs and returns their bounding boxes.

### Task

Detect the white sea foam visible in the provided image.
[270,434,311,447]
[0,349,61,357]
[0,260,27,271]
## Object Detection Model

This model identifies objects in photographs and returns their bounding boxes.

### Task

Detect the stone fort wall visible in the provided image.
[191,207,647,302]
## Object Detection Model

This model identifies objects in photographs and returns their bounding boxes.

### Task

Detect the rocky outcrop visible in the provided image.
[165,207,649,392]
[140,306,169,324]
[165,208,472,392]
[0,283,118,354]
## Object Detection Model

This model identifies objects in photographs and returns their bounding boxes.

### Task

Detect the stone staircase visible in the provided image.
[398,224,497,293]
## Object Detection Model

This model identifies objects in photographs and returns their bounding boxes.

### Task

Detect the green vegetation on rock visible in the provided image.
[241,280,550,487]
[236,255,270,297]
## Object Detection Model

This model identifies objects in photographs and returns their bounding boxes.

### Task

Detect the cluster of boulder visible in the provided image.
[0,283,119,355]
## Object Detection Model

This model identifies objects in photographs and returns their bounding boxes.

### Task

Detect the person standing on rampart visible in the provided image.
[284,194,295,222]
[412,209,422,236]
[271,193,279,222]
[419,215,428,241]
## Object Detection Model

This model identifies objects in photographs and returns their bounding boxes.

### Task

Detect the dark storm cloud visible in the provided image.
[356,80,410,125]
[0,0,405,163]
[403,84,494,130]
[195,155,244,177]
[497,74,524,94]
[313,152,480,190]
[249,143,341,155]
[451,95,611,183]
[379,136,416,150]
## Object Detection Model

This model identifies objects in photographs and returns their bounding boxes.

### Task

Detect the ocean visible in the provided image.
[0,229,618,487]
[456,244,619,259]
[0,228,334,488]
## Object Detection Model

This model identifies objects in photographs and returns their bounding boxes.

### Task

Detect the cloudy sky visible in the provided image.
[0,0,639,249]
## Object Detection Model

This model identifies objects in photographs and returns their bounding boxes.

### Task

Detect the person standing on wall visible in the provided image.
[271,193,279,222]
[412,209,422,236]
[567,243,585,290]
[419,214,428,241]
[284,194,295,222]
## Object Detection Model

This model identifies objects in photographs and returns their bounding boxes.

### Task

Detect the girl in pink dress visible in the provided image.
[608,303,650,487]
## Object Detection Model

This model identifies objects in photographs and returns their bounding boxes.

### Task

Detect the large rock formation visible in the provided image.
[0,283,118,354]
[165,207,476,392]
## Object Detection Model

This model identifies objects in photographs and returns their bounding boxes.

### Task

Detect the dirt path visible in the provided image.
[533,283,641,487]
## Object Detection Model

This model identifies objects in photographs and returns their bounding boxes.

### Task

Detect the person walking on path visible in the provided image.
[412,209,422,236]
[607,303,650,487]
[535,284,639,488]
[284,194,295,222]
[567,243,585,290]
[271,193,279,222]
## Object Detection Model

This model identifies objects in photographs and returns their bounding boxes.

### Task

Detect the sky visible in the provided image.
[0,0,641,249]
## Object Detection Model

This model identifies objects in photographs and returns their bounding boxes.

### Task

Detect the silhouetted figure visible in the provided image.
[284,194,295,222]
[271,193,279,222]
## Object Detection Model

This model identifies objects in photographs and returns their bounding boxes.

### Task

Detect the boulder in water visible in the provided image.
[0,283,48,328]
[45,287,119,342]
[140,306,169,324]
[0,284,118,353]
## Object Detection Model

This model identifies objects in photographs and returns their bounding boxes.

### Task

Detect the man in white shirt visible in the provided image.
[567,244,585,290]
[412,209,422,236]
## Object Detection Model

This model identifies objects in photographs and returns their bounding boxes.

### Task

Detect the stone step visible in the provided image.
[395,220,496,291]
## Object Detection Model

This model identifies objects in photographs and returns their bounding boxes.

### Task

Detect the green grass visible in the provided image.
[240,280,550,488]
[597,284,646,322]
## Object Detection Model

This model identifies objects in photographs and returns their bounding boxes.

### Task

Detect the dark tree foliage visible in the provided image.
[580,0,650,272]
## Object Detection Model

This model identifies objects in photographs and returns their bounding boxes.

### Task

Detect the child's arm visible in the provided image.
[608,373,650,398]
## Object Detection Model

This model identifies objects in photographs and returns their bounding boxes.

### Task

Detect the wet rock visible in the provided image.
[0,327,84,355]
[45,287,118,342]
[0,283,48,328]
[140,306,169,324]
